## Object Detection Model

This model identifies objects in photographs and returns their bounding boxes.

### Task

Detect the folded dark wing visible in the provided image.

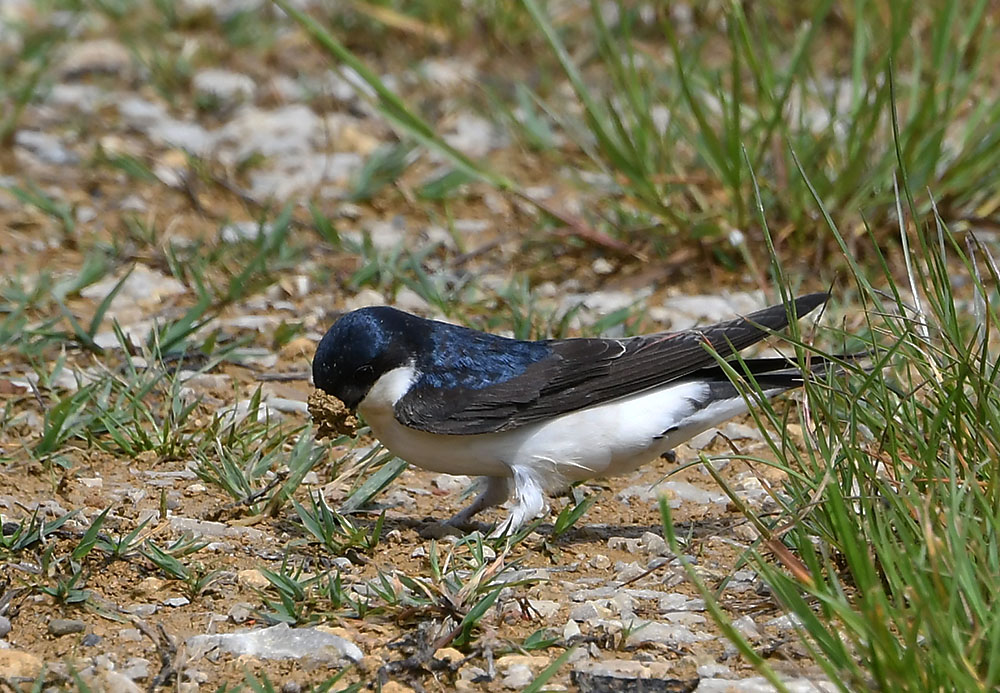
[394,292,827,435]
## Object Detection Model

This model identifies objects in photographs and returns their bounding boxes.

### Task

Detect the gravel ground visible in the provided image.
[0,2,841,690]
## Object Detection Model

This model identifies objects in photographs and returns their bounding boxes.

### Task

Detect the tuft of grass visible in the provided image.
[548,489,597,543]
[193,406,320,518]
[294,492,385,556]
[522,0,1000,251]
[3,182,76,240]
[276,0,1000,261]
[0,509,75,556]
[350,142,418,201]
[667,143,1000,690]
[0,9,74,144]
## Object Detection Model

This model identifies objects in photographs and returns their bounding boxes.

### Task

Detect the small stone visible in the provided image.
[434,647,464,665]
[188,668,210,684]
[611,592,635,617]
[238,569,270,590]
[60,39,131,78]
[626,620,713,647]
[122,657,151,681]
[228,603,253,624]
[608,536,642,554]
[124,603,158,617]
[496,655,550,690]
[255,151,362,201]
[431,474,471,494]
[527,599,560,620]
[454,218,491,235]
[394,287,432,314]
[458,664,489,682]
[563,619,581,640]
[640,531,669,556]
[186,623,362,664]
[765,613,803,632]
[82,633,101,647]
[589,554,612,569]
[657,593,705,613]
[118,628,143,642]
[443,113,503,158]
[721,422,763,441]
[379,682,415,693]
[615,562,646,582]
[215,104,319,162]
[687,428,720,449]
[592,258,615,275]
[662,481,728,506]
[0,616,10,637]
[418,58,475,88]
[205,541,234,553]
[15,130,78,165]
[733,473,769,507]
[658,292,765,330]
[84,670,143,693]
[573,659,697,693]
[48,83,105,112]
[163,597,189,607]
[220,220,274,243]
[48,618,86,636]
[696,660,730,677]
[193,68,256,104]
[732,615,761,640]
[733,522,761,542]
[569,602,604,622]
[0,650,42,679]
[80,265,186,314]
[662,612,706,626]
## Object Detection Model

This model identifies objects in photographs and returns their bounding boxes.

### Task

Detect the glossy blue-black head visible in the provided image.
[312,306,427,409]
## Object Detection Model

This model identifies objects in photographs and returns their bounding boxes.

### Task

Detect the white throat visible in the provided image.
[358,364,418,414]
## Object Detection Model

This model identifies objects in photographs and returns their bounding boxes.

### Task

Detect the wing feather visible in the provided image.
[394,292,827,434]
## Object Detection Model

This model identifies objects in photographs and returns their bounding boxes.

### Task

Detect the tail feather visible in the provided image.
[694,354,853,401]
[696,292,830,360]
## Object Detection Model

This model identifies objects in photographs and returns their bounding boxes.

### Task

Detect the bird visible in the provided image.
[312,292,833,534]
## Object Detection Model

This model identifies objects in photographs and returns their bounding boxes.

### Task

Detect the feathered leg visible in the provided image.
[490,466,547,537]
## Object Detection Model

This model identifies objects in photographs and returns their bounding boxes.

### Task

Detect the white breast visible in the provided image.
[357,368,735,491]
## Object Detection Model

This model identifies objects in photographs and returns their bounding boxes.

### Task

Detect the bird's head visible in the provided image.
[312,306,422,409]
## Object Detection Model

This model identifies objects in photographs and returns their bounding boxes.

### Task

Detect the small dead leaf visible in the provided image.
[0,380,28,395]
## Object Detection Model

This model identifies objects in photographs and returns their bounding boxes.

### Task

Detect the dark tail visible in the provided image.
[694,354,849,399]
[696,293,829,360]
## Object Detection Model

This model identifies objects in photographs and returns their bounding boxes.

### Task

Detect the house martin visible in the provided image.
[313,292,832,533]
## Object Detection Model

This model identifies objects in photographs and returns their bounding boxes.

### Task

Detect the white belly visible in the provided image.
[357,366,741,490]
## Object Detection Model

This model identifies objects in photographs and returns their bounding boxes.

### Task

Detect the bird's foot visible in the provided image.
[419,521,465,539]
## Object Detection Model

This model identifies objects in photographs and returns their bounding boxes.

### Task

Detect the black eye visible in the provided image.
[356,364,374,378]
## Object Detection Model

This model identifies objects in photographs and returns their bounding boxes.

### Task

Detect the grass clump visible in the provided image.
[662,160,1000,690]
[277,0,1000,262]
